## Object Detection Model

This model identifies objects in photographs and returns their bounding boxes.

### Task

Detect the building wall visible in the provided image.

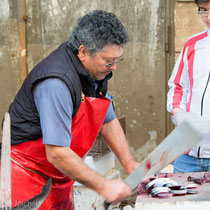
[0,0,21,130]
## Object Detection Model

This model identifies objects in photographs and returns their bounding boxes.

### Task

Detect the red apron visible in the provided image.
[10,95,110,209]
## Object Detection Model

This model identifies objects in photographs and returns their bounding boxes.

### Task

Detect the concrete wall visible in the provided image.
[0,0,21,132]
[0,0,170,176]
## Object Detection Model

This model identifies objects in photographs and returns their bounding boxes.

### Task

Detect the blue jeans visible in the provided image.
[173,154,210,173]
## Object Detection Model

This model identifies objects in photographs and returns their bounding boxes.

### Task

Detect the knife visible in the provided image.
[104,120,203,209]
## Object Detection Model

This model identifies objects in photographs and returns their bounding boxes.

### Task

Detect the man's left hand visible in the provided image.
[124,159,140,175]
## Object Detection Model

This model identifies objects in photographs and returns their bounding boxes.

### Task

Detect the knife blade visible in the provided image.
[124,120,202,191]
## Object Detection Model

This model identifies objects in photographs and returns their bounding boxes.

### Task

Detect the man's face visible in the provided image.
[198,1,210,28]
[78,45,124,80]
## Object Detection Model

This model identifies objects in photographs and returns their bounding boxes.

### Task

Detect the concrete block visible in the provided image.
[136,201,210,210]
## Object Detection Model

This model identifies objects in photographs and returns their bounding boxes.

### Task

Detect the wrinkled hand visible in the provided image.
[97,179,132,204]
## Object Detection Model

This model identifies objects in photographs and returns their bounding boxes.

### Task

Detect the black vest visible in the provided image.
[7,42,112,145]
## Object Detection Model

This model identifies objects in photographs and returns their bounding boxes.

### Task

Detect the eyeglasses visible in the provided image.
[105,57,125,68]
[198,8,210,17]
[97,54,125,68]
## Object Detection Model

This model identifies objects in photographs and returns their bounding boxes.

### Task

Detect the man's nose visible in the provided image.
[109,63,117,71]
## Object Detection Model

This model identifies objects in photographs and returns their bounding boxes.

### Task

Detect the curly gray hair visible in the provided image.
[67,10,129,55]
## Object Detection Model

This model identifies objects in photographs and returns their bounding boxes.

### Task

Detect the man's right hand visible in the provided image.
[171,108,186,125]
[96,179,132,204]
[171,107,184,116]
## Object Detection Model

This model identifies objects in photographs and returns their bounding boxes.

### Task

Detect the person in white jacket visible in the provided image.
[167,0,210,172]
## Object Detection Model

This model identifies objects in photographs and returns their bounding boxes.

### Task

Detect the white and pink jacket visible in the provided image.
[167,29,210,158]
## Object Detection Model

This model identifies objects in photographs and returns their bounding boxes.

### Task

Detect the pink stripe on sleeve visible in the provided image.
[172,50,185,108]
[186,43,196,112]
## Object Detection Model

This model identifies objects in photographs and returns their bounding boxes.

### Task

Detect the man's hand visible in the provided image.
[171,107,184,116]
[96,179,131,204]
[124,159,140,175]
[101,118,140,175]
[171,108,185,125]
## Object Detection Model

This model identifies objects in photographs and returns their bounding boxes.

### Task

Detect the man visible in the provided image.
[3,10,139,209]
[167,0,210,172]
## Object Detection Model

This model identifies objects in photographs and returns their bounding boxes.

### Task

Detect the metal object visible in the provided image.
[203,171,210,182]
[104,120,203,209]
[13,179,52,210]
[146,178,171,191]
[187,176,204,185]
[157,192,172,199]
[154,179,176,188]
[170,189,187,196]
[147,178,185,198]
[151,187,170,197]
[164,181,182,190]
[187,188,200,194]
[0,112,12,208]
[184,183,199,189]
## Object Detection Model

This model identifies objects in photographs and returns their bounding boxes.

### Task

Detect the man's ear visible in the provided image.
[77,45,88,62]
